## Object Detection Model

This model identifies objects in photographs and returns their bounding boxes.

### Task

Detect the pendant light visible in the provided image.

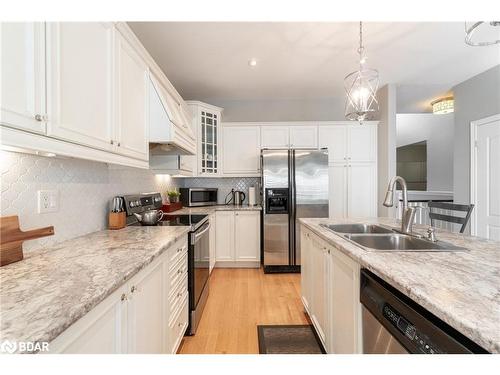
[344,22,379,122]
[465,21,500,46]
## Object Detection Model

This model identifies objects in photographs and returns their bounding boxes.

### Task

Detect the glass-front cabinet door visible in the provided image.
[200,109,219,175]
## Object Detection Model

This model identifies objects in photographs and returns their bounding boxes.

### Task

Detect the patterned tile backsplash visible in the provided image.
[0,150,262,253]
[0,151,181,252]
[181,177,262,205]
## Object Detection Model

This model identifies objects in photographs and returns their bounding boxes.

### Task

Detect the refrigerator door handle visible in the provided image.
[290,149,297,266]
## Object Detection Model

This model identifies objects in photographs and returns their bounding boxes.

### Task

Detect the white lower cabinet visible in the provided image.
[127,257,164,354]
[300,225,362,354]
[49,237,188,354]
[46,285,128,354]
[329,247,361,354]
[215,210,260,267]
[309,234,330,346]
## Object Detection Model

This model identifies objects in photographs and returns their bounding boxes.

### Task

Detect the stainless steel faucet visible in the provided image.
[383,176,417,234]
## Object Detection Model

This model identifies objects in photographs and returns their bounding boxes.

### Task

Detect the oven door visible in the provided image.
[187,221,210,334]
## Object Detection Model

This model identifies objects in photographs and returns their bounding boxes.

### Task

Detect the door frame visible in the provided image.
[469,113,500,236]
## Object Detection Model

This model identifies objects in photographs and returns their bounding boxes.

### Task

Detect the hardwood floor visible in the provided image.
[178,268,309,354]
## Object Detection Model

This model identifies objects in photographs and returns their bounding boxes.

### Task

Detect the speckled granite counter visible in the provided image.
[173,204,262,215]
[299,217,500,353]
[0,226,190,352]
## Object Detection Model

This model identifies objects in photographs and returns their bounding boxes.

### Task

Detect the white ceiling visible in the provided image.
[129,22,500,111]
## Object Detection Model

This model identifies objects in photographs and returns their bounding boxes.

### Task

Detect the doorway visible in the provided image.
[470,114,500,240]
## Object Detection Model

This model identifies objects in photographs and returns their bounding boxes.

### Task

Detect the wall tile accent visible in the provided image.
[182,177,261,205]
[0,151,181,252]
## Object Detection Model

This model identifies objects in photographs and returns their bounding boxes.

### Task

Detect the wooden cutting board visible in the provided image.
[0,216,54,266]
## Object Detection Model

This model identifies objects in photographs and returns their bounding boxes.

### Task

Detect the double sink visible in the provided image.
[321,224,466,252]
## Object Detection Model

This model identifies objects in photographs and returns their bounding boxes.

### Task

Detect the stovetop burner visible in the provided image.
[122,193,209,231]
[129,213,208,231]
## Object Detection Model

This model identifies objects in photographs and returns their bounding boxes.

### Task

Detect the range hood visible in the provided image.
[148,75,196,156]
[150,155,193,177]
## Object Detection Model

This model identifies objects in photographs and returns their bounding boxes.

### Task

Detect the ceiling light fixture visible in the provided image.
[431,97,454,114]
[465,21,500,46]
[344,22,379,123]
[248,58,258,67]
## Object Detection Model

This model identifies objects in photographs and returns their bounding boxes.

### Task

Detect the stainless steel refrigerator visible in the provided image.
[261,149,329,273]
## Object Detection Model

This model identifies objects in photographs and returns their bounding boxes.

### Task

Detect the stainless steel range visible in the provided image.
[122,192,210,335]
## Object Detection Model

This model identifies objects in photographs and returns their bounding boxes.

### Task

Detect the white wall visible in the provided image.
[396,113,454,191]
[205,97,345,122]
[376,84,397,217]
[0,151,180,252]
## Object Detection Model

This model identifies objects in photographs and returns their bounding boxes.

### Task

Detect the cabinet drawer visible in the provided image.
[167,238,188,269]
[168,275,188,316]
[167,253,188,292]
[169,295,189,354]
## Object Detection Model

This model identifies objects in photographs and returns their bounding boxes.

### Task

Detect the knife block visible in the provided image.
[108,212,126,230]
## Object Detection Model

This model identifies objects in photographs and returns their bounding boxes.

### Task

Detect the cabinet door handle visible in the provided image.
[34,114,44,122]
[121,293,127,301]
[130,286,136,293]
[110,140,114,145]
[117,142,121,147]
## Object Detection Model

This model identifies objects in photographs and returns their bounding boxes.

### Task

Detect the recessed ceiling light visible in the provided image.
[248,58,258,67]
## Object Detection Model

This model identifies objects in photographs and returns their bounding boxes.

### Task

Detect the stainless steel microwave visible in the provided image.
[179,188,218,207]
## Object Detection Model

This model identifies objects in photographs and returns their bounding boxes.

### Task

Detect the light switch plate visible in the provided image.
[37,190,59,214]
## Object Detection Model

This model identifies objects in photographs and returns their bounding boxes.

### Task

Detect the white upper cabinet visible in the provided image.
[319,123,377,164]
[349,125,376,162]
[222,125,261,175]
[46,22,115,151]
[187,101,223,176]
[115,32,149,161]
[319,126,347,163]
[1,22,46,134]
[261,126,289,148]
[289,126,318,148]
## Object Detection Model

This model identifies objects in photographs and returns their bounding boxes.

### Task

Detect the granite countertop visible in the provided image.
[299,217,500,353]
[174,204,262,215]
[0,226,190,352]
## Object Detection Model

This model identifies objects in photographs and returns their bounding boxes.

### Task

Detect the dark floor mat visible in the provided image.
[257,325,326,354]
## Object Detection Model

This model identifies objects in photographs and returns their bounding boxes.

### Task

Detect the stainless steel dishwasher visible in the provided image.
[360,269,488,354]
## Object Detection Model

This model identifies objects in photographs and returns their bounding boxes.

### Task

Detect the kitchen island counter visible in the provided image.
[299,217,500,353]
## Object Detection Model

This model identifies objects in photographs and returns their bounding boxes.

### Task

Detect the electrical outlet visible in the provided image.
[37,190,59,214]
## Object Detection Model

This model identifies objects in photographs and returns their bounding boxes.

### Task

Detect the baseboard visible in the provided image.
[214,261,260,268]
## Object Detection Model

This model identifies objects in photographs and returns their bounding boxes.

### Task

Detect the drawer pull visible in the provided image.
[121,293,127,301]
[131,286,137,293]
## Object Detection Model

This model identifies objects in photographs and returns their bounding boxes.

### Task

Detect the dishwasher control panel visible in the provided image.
[383,303,439,354]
